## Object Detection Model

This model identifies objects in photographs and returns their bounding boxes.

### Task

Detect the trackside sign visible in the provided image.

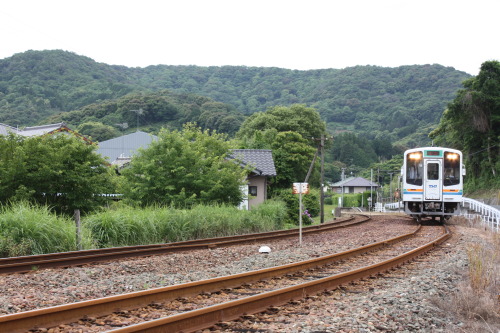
[292,182,309,194]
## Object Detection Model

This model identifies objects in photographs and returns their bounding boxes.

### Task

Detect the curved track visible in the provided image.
[0,215,368,274]
[0,219,450,333]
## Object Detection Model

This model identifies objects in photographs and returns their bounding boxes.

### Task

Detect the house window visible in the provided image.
[249,186,258,197]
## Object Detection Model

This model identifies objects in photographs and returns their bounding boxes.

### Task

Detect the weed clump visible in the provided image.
[434,217,500,332]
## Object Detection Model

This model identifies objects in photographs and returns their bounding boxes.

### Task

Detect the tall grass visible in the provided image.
[0,202,94,256]
[0,200,288,255]
[432,216,500,332]
[84,200,288,248]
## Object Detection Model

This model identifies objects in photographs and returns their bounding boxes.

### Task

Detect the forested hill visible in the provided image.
[0,50,471,145]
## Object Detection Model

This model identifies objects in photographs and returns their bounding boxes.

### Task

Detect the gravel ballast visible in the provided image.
[0,215,497,332]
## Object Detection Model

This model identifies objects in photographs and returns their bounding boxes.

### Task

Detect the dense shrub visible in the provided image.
[330,191,374,208]
[270,188,320,225]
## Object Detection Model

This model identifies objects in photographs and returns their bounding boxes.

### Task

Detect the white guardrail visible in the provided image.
[384,201,403,210]
[384,198,499,232]
[461,197,500,232]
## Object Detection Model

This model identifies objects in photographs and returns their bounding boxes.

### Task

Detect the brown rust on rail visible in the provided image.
[108,226,451,333]
[0,219,427,333]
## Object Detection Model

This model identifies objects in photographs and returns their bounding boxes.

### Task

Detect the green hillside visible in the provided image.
[46,90,245,140]
[0,50,471,145]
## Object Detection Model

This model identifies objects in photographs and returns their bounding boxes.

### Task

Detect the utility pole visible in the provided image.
[370,169,373,212]
[389,172,394,203]
[341,167,345,208]
[305,135,332,224]
[115,122,129,157]
[130,109,144,132]
[320,135,325,224]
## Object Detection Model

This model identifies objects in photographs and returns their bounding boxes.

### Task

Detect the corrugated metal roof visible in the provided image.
[229,149,277,176]
[330,176,378,187]
[96,131,158,163]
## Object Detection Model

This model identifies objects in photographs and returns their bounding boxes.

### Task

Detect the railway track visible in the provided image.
[0,220,450,333]
[0,215,368,274]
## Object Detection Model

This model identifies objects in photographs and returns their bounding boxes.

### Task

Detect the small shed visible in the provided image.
[330,177,379,194]
[229,149,277,209]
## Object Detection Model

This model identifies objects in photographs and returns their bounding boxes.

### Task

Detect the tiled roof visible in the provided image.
[0,122,74,137]
[0,123,18,136]
[229,149,277,176]
[96,131,158,164]
[18,123,67,137]
[330,176,378,187]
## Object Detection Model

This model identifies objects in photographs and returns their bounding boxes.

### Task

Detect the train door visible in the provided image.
[424,160,442,200]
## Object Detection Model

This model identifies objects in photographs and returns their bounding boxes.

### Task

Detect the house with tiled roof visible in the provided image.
[330,176,379,194]
[94,135,277,208]
[0,123,17,136]
[0,122,93,143]
[229,149,277,209]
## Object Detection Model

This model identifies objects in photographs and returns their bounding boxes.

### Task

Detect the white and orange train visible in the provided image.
[401,147,465,222]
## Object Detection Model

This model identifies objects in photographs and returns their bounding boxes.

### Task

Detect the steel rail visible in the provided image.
[0,223,419,333]
[0,215,368,274]
[108,225,451,333]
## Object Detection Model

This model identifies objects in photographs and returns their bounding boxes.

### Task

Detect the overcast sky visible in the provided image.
[1,0,498,76]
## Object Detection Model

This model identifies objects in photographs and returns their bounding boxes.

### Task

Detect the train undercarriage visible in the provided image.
[404,201,461,223]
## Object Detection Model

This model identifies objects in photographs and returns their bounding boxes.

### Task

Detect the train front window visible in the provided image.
[427,163,439,180]
[444,152,460,186]
[406,152,423,185]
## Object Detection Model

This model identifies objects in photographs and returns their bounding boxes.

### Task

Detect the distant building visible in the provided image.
[0,122,92,143]
[330,177,379,194]
[96,131,158,166]
[229,149,277,210]
[95,134,277,208]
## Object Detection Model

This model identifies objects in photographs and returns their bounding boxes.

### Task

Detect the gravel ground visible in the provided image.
[219,219,499,333]
[0,215,497,332]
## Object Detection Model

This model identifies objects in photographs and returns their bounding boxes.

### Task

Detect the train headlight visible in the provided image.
[409,153,422,160]
[446,153,458,160]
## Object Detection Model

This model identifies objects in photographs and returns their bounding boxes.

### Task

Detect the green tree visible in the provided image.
[0,134,115,213]
[236,105,325,189]
[237,104,326,142]
[430,60,500,186]
[331,132,378,168]
[237,128,317,189]
[270,131,317,188]
[121,124,247,206]
[77,121,121,141]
